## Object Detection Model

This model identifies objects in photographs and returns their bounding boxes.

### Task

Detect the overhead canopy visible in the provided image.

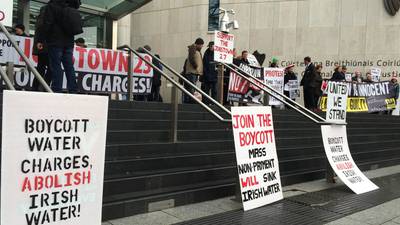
[81,0,151,19]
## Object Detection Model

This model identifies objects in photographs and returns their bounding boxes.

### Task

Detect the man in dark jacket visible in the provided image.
[202,41,218,104]
[300,56,317,110]
[36,0,80,93]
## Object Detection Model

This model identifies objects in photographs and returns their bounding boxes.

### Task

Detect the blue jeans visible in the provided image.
[183,73,199,104]
[48,47,78,93]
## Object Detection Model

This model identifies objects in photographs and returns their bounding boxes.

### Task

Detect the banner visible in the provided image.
[0,0,13,27]
[320,81,396,112]
[231,106,283,211]
[321,125,379,194]
[1,91,108,225]
[228,62,264,104]
[214,31,234,64]
[326,82,348,123]
[0,33,153,94]
[264,68,285,105]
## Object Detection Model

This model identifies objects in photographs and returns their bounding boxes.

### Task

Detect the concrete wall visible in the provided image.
[117,0,400,102]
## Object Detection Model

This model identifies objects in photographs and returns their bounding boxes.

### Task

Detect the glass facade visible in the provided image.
[208,0,220,31]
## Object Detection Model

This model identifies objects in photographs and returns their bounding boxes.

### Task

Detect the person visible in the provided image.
[284,64,297,100]
[352,71,363,83]
[75,38,87,48]
[391,78,399,100]
[202,41,218,104]
[330,66,345,81]
[365,72,373,83]
[183,38,204,104]
[240,50,250,65]
[149,54,163,102]
[300,56,317,110]
[14,24,28,36]
[36,0,81,93]
[314,65,323,110]
[270,57,279,68]
[32,5,52,91]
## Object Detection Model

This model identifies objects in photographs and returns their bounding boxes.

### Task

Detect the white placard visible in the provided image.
[326,81,348,123]
[371,68,381,82]
[288,80,300,99]
[345,74,352,82]
[232,106,283,211]
[214,31,234,64]
[1,91,109,225]
[321,125,379,194]
[0,0,13,27]
[264,68,285,105]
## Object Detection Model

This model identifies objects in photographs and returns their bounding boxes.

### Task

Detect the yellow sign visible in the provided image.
[320,97,369,112]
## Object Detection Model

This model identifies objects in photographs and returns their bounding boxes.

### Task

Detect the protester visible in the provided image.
[352,71,363,83]
[365,72,374,83]
[14,24,28,36]
[391,78,399,100]
[32,5,52,91]
[300,56,317,110]
[284,64,297,100]
[270,57,279,68]
[183,38,204,104]
[342,66,347,77]
[314,65,323,110]
[149,54,163,102]
[36,0,82,93]
[240,50,250,65]
[135,45,154,101]
[75,38,87,48]
[202,41,218,104]
[330,66,345,81]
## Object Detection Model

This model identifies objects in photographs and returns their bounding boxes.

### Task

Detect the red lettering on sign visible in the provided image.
[240,176,259,188]
[88,49,100,70]
[101,49,118,71]
[119,52,128,73]
[76,47,87,68]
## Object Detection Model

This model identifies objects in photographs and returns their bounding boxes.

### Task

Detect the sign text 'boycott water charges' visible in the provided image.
[321,125,379,194]
[214,31,234,64]
[326,81,348,123]
[320,81,397,113]
[231,107,283,211]
[0,33,153,94]
[1,91,108,225]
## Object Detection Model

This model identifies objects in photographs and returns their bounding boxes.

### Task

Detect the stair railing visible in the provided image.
[0,22,52,92]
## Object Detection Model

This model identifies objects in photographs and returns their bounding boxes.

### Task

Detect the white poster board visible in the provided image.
[0,0,13,27]
[345,74,352,82]
[264,68,285,105]
[287,80,300,99]
[1,91,109,225]
[231,106,283,211]
[326,81,348,123]
[214,31,234,64]
[371,68,381,82]
[321,125,379,194]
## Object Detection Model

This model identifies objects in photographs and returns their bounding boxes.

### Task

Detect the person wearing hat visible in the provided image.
[183,38,204,104]
[284,64,297,100]
[270,57,279,68]
[201,41,218,104]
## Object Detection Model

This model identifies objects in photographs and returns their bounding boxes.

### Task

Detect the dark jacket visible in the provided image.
[300,63,316,88]
[152,55,162,87]
[314,72,323,96]
[33,6,48,56]
[331,71,345,82]
[203,48,217,83]
[284,71,297,98]
[37,0,79,48]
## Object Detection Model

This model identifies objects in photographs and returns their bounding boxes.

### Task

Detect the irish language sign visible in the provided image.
[326,82,348,123]
[231,106,283,211]
[214,31,234,64]
[1,91,108,225]
[321,125,379,194]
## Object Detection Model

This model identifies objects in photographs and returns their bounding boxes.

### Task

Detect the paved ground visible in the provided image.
[103,165,400,225]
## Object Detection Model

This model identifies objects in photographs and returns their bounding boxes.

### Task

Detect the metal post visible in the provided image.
[127,51,134,101]
[6,62,14,85]
[170,84,178,143]
[217,64,225,104]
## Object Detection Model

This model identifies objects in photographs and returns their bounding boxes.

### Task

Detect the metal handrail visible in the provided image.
[118,45,231,122]
[0,66,16,90]
[140,47,232,117]
[223,62,343,125]
[0,22,52,93]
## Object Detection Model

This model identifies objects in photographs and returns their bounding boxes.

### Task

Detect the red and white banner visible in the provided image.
[232,106,283,211]
[214,31,234,64]
[264,68,285,105]
[0,33,153,94]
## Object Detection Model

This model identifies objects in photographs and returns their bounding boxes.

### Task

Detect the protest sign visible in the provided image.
[345,74,352,82]
[247,54,260,67]
[1,91,108,225]
[288,80,300,99]
[214,31,234,64]
[264,68,285,105]
[0,0,13,27]
[326,82,348,123]
[228,62,264,104]
[0,33,153,94]
[231,106,283,211]
[319,81,396,113]
[371,68,381,82]
[321,125,379,194]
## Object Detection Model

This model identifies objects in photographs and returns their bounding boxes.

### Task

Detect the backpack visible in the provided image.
[61,6,83,35]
